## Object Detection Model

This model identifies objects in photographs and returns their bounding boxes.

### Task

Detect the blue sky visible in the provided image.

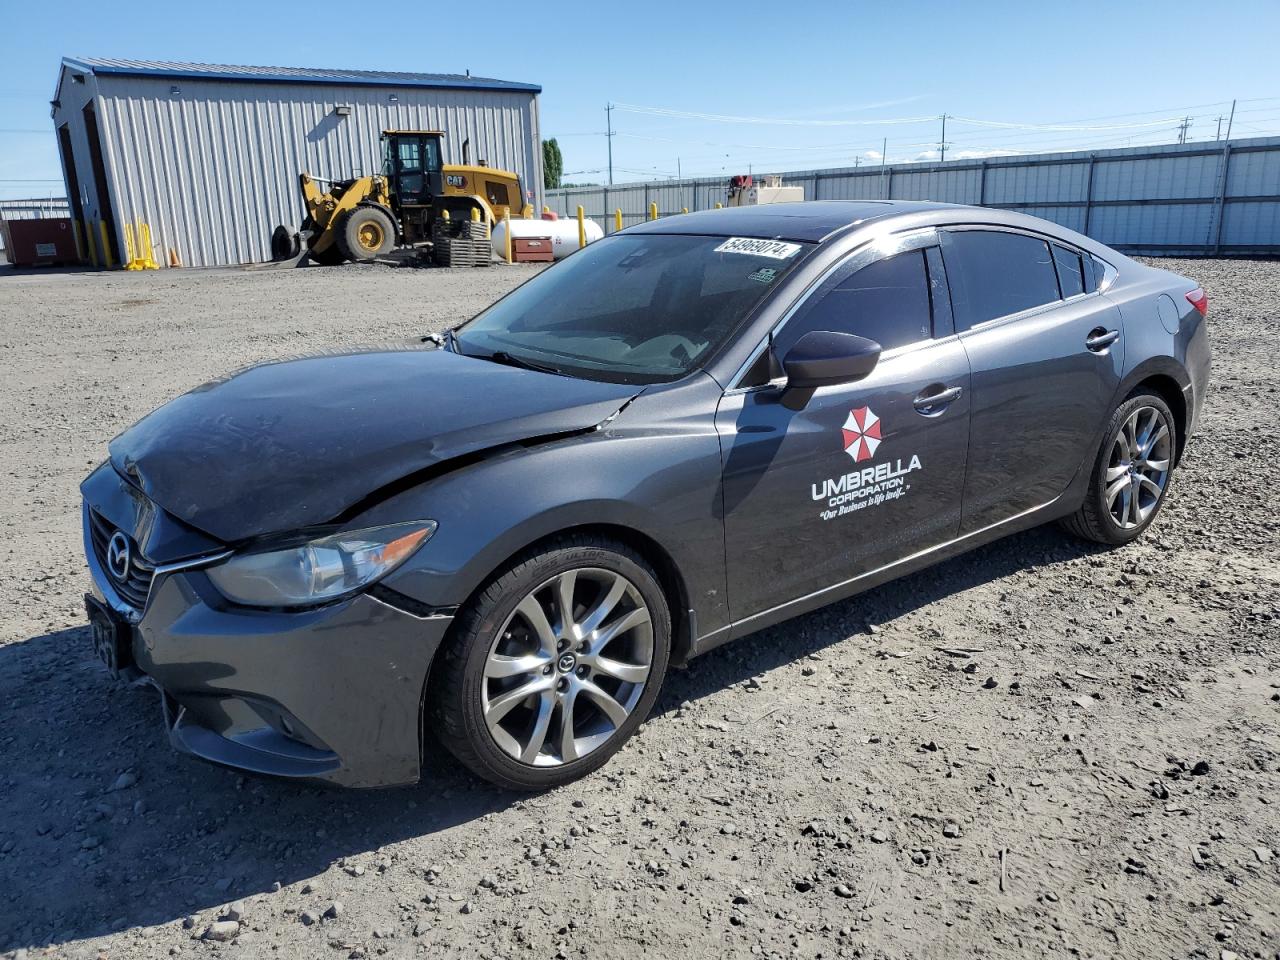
[2,0,1278,198]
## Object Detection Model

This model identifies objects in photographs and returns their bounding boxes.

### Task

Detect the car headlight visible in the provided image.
[206,521,437,607]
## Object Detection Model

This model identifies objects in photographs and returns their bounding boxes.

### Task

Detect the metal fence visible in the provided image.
[0,197,71,252]
[546,136,1280,256]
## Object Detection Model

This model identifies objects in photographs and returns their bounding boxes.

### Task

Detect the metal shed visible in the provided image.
[50,57,542,268]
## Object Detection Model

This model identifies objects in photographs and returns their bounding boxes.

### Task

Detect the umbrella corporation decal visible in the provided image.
[813,406,922,521]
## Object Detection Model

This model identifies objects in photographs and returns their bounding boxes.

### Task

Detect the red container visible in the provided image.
[1,218,79,266]
[513,236,554,263]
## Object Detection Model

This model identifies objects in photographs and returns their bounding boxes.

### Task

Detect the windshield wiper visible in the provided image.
[482,350,564,375]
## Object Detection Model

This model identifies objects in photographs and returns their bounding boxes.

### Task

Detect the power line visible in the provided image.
[614,102,936,127]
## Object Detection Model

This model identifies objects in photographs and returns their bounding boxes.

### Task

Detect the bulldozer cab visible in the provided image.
[382,131,444,208]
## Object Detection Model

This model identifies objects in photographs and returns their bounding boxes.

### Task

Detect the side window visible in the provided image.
[941,230,1062,331]
[776,249,932,356]
[485,180,511,207]
[1051,244,1085,298]
[1088,255,1108,292]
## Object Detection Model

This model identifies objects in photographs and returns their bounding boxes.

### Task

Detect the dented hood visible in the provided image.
[108,347,637,542]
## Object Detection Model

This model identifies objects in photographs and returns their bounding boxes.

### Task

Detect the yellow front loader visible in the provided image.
[270,130,525,266]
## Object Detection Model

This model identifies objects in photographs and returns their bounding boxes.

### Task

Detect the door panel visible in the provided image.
[717,340,971,621]
[958,296,1124,531]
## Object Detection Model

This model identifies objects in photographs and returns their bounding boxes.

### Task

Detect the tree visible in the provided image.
[542,138,563,190]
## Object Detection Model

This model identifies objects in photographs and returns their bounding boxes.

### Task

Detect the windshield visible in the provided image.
[456,233,811,383]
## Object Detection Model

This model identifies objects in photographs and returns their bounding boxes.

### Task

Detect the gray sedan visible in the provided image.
[81,200,1211,790]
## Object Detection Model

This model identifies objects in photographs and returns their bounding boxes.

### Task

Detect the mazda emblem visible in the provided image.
[106,531,131,582]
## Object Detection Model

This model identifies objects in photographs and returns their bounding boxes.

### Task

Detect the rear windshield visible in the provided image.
[457,233,810,383]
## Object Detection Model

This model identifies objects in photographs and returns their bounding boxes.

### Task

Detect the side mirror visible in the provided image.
[782,330,882,390]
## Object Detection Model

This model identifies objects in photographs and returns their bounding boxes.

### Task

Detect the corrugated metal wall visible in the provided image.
[547,137,1280,255]
[52,71,541,267]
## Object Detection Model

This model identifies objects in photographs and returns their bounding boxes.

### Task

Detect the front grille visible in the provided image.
[88,509,155,610]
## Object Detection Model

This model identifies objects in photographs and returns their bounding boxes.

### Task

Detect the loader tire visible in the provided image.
[336,206,397,262]
[308,243,347,266]
[270,225,300,262]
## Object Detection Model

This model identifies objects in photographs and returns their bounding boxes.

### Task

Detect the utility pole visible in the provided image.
[938,114,950,163]
[605,103,614,186]
[1215,116,1223,141]
[1177,116,1191,144]
[1224,99,1236,142]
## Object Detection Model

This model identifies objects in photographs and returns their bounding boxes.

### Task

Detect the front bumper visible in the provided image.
[85,507,452,788]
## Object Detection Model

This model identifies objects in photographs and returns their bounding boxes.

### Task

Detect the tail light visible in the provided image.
[1185,287,1208,317]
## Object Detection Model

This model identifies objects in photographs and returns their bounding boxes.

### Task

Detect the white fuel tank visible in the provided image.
[491,217,604,260]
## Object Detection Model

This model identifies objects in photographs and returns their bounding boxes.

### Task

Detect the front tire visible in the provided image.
[336,206,397,262]
[307,242,347,266]
[1061,391,1176,545]
[429,536,671,790]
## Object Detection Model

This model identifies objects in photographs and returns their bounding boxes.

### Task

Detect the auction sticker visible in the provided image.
[714,237,803,259]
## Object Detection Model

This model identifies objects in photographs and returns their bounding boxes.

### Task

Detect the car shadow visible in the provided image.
[0,524,1103,952]
[652,523,1107,716]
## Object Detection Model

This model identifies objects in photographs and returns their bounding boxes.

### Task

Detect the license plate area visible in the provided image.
[85,594,135,679]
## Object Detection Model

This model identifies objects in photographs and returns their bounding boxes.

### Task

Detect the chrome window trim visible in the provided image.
[726,227,941,392]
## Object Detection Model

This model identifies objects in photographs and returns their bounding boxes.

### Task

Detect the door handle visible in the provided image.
[913,385,963,414]
[1086,328,1120,352]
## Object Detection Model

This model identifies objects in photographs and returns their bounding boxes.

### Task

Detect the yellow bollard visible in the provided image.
[681,207,688,215]
[648,201,658,221]
[140,223,159,269]
[715,202,723,209]
[542,205,551,217]
[469,206,480,222]
[85,221,98,267]
[441,208,450,221]
[72,220,85,262]
[503,209,512,264]
[577,205,586,249]
[521,203,534,219]
[98,220,113,268]
[124,223,139,270]
[614,208,623,232]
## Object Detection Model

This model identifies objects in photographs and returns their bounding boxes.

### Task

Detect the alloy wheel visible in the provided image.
[1105,405,1171,529]
[481,568,653,766]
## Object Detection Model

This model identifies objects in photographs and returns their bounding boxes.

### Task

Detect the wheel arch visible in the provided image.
[448,521,695,667]
[1119,359,1191,464]
[414,518,695,775]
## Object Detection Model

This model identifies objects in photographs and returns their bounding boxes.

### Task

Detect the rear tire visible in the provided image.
[1060,391,1176,545]
[336,206,397,262]
[429,536,671,791]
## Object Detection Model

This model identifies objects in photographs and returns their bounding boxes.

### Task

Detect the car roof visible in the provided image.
[624,200,961,243]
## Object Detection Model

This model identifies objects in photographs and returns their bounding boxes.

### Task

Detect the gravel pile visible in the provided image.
[0,257,1275,959]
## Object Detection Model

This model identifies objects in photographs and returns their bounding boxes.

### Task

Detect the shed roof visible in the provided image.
[59,57,541,94]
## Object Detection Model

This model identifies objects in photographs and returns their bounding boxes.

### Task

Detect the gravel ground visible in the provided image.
[0,257,1276,960]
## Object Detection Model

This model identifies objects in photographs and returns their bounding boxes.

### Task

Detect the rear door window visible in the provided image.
[940,230,1062,331]
[1051,244,1086,298]
[776,248,932,355]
